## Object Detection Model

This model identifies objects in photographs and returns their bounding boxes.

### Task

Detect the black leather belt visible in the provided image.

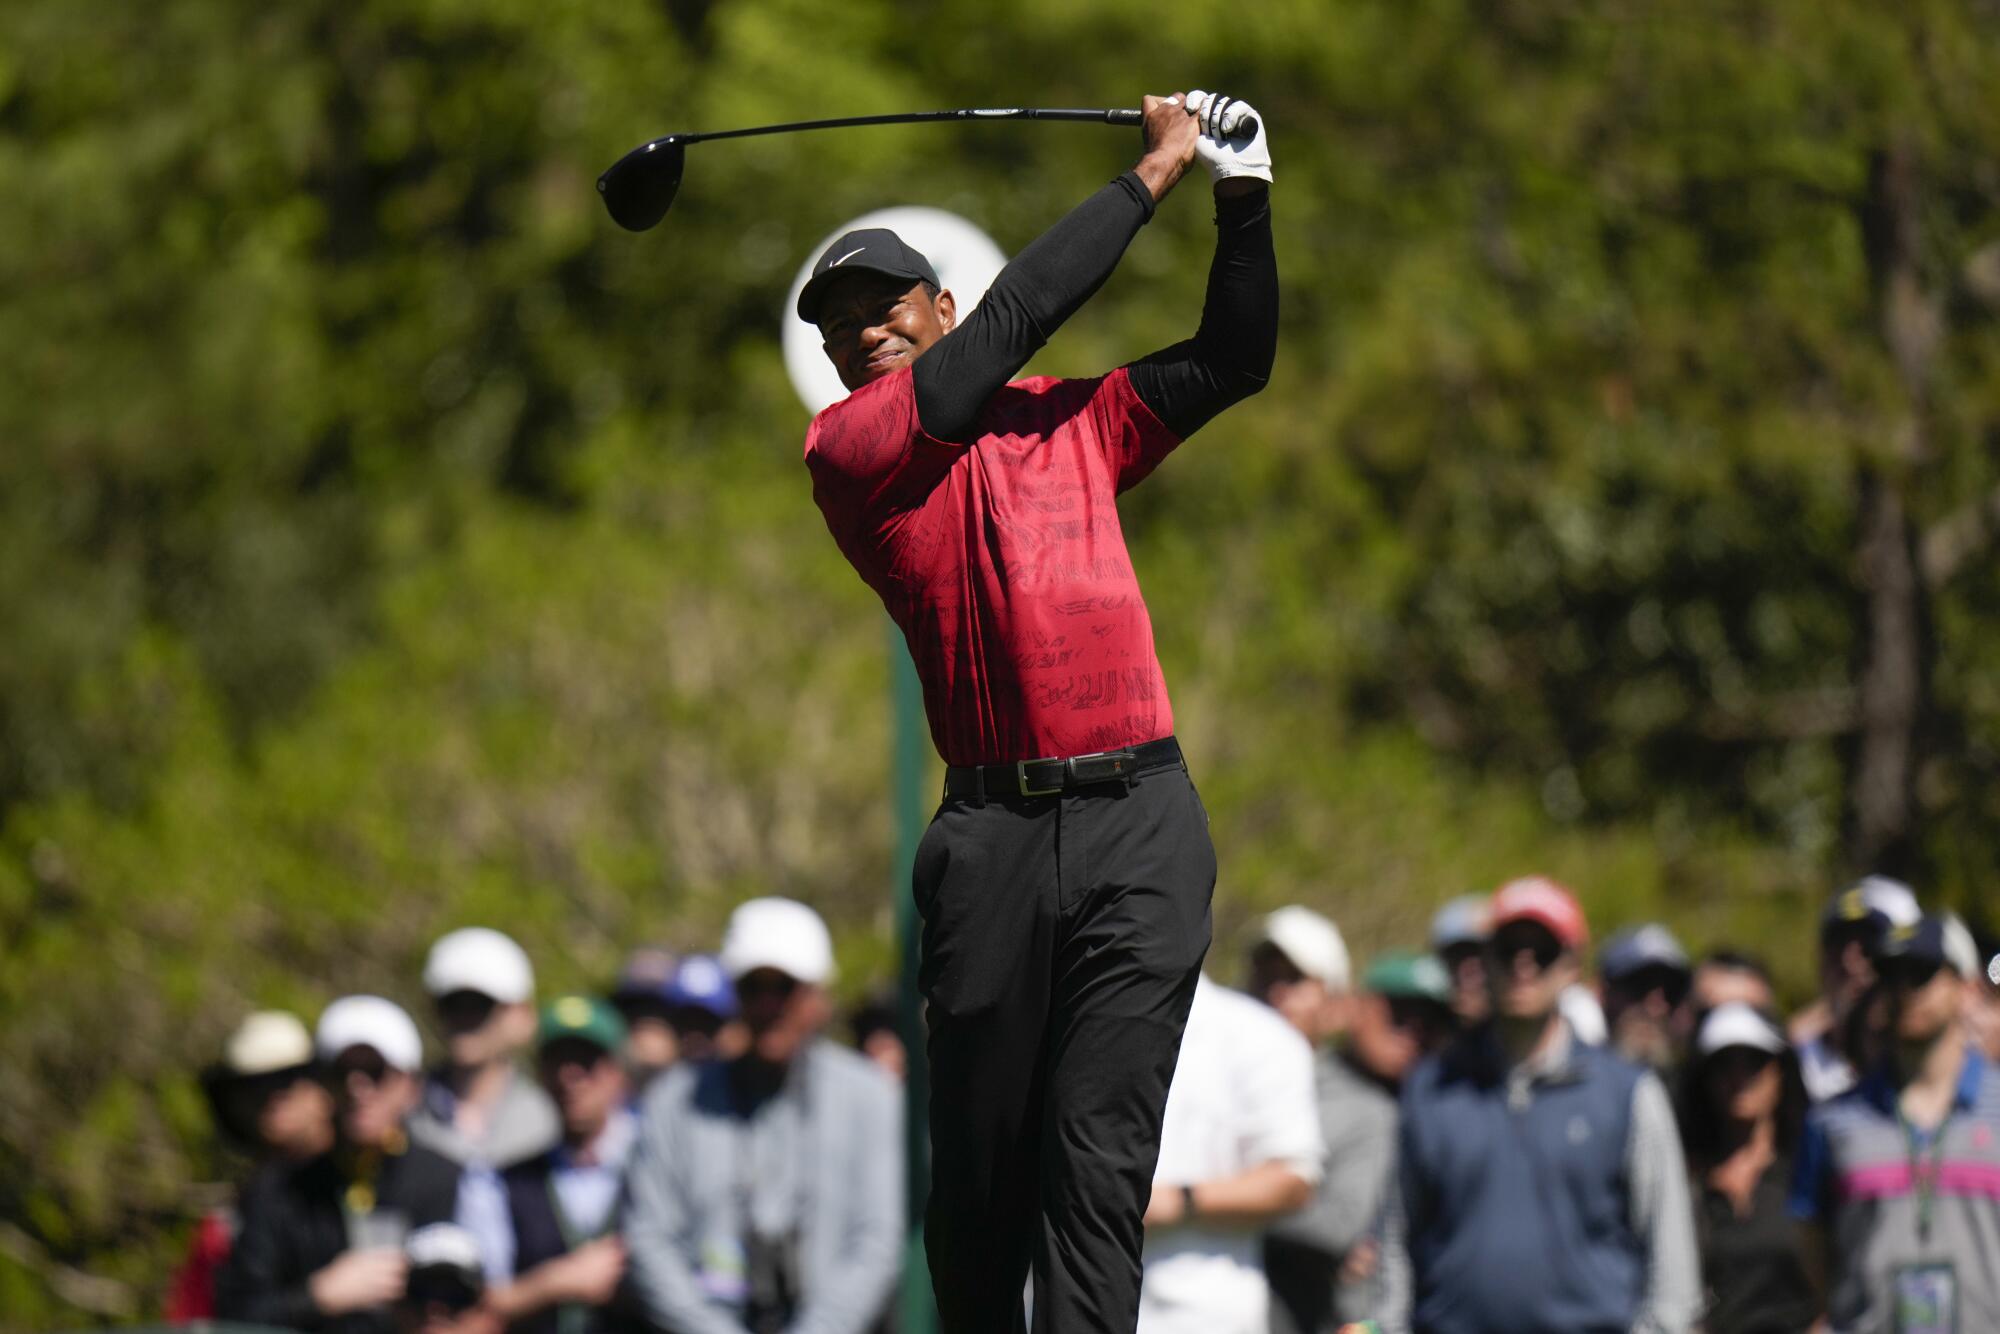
[944,736,1185,800]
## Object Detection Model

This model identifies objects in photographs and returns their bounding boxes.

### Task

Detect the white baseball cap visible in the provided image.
[1942,913,1980,980]
[423,927,535,1003]
[405,1222,486,1277]
[222,1011,316,1076]
[1256,906,1351,991]
[316,994,425,1072]
[1695,1002,1787,1057]
[719,897,836,986]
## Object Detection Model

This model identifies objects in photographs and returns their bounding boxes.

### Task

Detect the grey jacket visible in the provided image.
[410,1065,561,1170]
[624,1040,904,1334]
[1265,1049,1399,1332]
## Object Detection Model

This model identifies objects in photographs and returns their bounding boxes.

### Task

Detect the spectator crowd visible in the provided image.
[166,874,2000,1334]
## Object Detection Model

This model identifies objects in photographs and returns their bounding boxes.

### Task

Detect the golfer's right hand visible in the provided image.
[1135,93,1200,202]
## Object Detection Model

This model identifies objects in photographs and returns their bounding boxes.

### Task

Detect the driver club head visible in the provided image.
[597,136,687,232]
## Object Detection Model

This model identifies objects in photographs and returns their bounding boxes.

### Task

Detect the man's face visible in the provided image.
[256,1071,336,1160]
[614,997,680,1078]
[1249,943,1343,1043]
[1350,993,1453,1086]
[1886,957,1964,1046]
[1486,921,1576,1023]
[1604,964,1692,1072]
[737,968,826,1067]
[1440,942,1490,1026]
[434,990,533,1068]
[539,1038,628,1142]
[331,1047,419,1149]
[817,274,956,392]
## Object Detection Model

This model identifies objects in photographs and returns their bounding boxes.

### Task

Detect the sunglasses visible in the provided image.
[332,1050,392,1085]
[1386,998,1451,1033]
[1707,1046,1777,1078]
[1619,965,1691,1007]
[435,990,500,1027]
[735,972,800,1002]
[1487,927,1564,973]
[1879,956,1944,990]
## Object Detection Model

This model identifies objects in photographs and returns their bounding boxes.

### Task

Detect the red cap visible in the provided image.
[1489,875,1589,951]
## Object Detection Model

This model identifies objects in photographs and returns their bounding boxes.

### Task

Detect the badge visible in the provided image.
[697,1232,749,1306]
[1893,1262,1957,1334]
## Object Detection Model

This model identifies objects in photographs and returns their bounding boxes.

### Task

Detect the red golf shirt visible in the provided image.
[806,365,1182,766]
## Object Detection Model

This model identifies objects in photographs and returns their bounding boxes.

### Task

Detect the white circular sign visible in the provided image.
[782,206,1008,416]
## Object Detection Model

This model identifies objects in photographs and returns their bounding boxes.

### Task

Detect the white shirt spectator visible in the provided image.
[1140,974,1324,1334]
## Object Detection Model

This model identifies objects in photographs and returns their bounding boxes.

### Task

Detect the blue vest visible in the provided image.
[1399,1036,1645,1334]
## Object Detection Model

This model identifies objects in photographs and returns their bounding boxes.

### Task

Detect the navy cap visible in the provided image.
[1599,924,1690,981]
[1877,915,1948,971]
[663,953,738,1019]
[796,228,941,326]
[611,947,679,1005]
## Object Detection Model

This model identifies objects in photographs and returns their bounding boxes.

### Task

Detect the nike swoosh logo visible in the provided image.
[831,247,867,266]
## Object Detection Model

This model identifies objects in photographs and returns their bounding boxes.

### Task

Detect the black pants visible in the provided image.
[913,761,1215,1333]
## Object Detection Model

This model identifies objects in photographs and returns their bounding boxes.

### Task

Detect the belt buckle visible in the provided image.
[1016,758,1064,798]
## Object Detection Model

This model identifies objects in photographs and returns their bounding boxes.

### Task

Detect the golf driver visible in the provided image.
[597,103,1259,231]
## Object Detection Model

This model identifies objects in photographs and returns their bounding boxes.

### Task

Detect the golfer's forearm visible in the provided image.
[1127,185,1275,438]
[913,172,1156,441]
[1186,1161,1313,1224]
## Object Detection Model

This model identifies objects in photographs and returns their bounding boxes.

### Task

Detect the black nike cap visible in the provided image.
[795,228,941,325]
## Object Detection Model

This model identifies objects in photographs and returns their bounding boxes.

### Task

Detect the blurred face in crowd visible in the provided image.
[1604,965,1692,1072]
[1691,959,1774,1017]
[1487,922,1576,1025]
[1349,992,1454,1086]
[737,969,828,1067]
[1885,956,1964,1049]
[1821,923,1878,1016]
[614,997,681,1081]
[1966,973,2000,1063]
[669,1004,743,1063]
[434,990,536,1069]
[1249,942,1346,1044]
[1702,1045,1783,1126]
[539,1038,628,1145]
[256,1070,336,1159]
[1440,942,1490,1026]
[331,1046,419,1149]
[860,1026,907,1081]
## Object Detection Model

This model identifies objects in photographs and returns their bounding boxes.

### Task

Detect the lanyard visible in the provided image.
[1897,1105,1957,1248]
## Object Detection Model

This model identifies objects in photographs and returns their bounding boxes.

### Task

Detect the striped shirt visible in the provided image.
[1790,1046,2000,1333]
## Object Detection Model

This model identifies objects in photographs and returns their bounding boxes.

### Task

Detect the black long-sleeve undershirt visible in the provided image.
[911,172,1276,443]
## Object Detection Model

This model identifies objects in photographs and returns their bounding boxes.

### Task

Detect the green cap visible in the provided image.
[1362,950,1453,1004]
[538,995,628,1054]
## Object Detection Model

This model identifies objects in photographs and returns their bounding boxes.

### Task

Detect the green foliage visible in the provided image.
[5,0,2000,1322]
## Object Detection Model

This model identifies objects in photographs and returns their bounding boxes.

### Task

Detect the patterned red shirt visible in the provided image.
[805,365,1182,766]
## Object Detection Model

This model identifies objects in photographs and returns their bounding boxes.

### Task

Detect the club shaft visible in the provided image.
[680,107,1141,144]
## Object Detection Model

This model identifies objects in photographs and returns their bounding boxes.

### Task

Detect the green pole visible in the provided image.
[891,620,940,1333]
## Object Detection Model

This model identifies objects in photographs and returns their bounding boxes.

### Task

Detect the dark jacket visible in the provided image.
[498,1150,645,1334]
[214,1136,461,1332]
[1398,1034,1645,1334]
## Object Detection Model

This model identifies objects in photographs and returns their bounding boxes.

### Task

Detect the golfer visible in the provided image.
[799,90,1275,1333]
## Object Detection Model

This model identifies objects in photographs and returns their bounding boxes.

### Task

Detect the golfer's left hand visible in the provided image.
[1186,90,1272,187]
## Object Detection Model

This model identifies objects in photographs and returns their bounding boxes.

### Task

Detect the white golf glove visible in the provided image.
[1185,90,1272,186]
